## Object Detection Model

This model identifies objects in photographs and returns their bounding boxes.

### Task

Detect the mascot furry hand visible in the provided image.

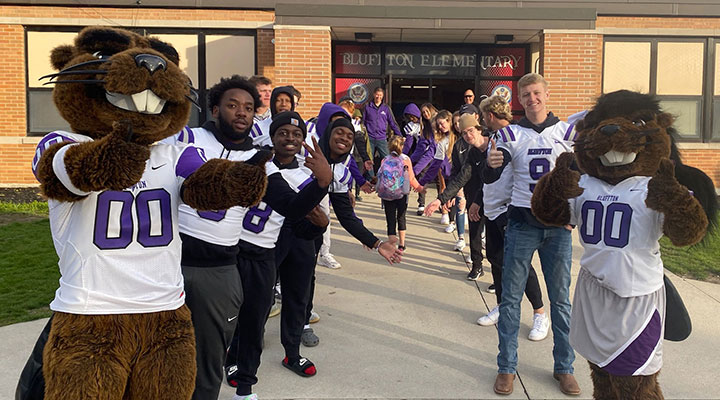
[31,26,267,399]
[531,90,717,400]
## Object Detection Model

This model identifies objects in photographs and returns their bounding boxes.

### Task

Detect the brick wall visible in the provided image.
[681,149,720,187]
[256,29,275,82]
[273,27,331,120]
[0,5,274,22]
[597,16,720,29]
[540,32,603,121]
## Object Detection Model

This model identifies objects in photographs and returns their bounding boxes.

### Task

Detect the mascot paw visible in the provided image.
[547,152,584,200]
[227,161,268,207]
[244,149,273,166]
[646,158,682,212]
[88,123,151,191]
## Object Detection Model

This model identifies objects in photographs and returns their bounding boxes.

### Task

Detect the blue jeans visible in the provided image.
[367,137,389,177]
[497,215,574,375]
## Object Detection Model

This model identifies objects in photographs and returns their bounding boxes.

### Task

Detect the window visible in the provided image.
[26,28,255,136]
[603,38,716,142]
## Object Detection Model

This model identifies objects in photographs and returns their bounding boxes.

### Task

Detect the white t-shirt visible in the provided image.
[569,175,665,297]
[497,121,576,208]
[33,131,206,314]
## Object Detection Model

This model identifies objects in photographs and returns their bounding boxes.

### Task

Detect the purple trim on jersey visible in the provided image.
[506,126,516,141]
[297,176,313,191]
[498,129,508,142]
[32,132,77,179]
[176,146,207,179]
[563,123,575,141]
[180,126,195,144]
[339,165,350,184]
[251,123,262,138]
[603,309,662,376]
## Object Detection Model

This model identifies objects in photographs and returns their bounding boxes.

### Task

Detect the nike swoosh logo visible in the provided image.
[554,140,563,144]
[459,149,467,154]
[227,315,238,322]
[629,189,643,192]
[151,163,167,170]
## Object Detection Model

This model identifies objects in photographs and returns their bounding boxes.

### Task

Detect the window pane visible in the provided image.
[715,43,720,96]
[29,90,71,135]
[206,35,254,87]
[657,42,704,95]
[660,99,702,139]
[713,97,720,140]
[27,31,78,88]
[153,34,199,89]
[603,41,650,93]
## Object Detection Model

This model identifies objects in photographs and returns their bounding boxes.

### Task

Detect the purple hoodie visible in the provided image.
[362,101,401,140]
[401,103,421,155]
[314,102,366,186]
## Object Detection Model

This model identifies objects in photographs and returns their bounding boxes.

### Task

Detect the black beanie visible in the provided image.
[270,111,307,138]
[328,117,355,135]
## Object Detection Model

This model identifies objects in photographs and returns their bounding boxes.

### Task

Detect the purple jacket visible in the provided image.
[411,135,435,175]
[362,102,401,140]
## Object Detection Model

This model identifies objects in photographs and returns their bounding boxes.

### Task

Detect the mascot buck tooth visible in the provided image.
[531,90,717,399]
[29,26,268,399]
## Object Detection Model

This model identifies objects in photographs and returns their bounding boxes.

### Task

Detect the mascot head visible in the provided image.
[574,90,674,185]
[44,26,196,145]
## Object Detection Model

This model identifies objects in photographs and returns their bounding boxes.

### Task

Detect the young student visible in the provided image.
[401,103,422,156]
[411,103,438,215]
[250,86,296,147]
[473,95,548,336]
[416,110,455,224]
[249,75,272,122]
[376,135,423,250]
[483,73,579,396]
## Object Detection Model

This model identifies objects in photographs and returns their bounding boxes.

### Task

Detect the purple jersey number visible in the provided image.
[528,158,550,193]
[94,189,173,250]
[197,210,227,222]
[580,200,633,248]
[242,202,272,234]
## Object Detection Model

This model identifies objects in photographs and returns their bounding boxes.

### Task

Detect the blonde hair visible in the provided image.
[433,110,456,163]
[518,73,548,91]
[479,95,513,122]
[388,135,405,154]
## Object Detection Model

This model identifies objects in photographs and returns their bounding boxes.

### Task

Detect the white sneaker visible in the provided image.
[464,254,472,264]
[444,222,456,233]
[317,253,341,269]
[528,312,550,341]
[440,213,450,225]
[477,306,500,326]
[454,238,466,251]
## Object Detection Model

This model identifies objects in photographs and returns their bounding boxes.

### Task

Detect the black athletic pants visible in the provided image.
[305,235,324,324]
[382,195,408,236]
[468,217,485,267]
[183,264,243,400]
[225,256,276,396]
[274,227,316,358]
[485,213,544,309]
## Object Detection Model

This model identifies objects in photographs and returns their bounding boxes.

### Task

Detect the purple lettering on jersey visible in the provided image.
[563,123,575,141]
[197,209,227,222]
[176,145,207,179]
[136,189,173,247]
[604,203,632,248]
[505,126,516,141]
[528,158,551,192]
[297,176,313,191]
[32,132,77,179]
[94,191,134,250]
[580,201,603,245]
[242,202,273,234]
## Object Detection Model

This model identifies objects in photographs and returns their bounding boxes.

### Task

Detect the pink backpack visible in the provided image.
[376,153,410,200]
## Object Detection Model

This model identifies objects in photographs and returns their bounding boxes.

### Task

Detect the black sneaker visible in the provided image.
[467,265,484,281]
[487,284,496,294]
[225,364,238,387]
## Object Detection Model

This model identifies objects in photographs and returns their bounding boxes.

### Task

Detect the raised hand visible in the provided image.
[302,136,332,187]
[530,152,583,226]
[487,138,504,169]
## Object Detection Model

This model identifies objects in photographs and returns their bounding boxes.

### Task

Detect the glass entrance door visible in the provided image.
[389,77,475,118]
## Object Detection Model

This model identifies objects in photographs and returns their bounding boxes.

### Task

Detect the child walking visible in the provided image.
[377,135,423,250]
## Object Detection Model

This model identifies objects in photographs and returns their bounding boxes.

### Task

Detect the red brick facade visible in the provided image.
[0,6,717,187]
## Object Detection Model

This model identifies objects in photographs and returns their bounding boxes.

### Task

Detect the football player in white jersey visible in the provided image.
[250,86,295,147]
[472,96,547,336]
[483,73,580,396]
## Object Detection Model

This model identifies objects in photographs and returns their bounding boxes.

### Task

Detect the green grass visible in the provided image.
[0,200,48,216]
[660,225,720,281]
[0,219,59,326]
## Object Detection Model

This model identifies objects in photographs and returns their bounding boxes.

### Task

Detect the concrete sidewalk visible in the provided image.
[2,191,719,399]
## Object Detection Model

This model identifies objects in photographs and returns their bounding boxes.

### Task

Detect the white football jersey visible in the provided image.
[237,161,315,248]
[483,129,513,221]
[251,118,272,147]
[569,175,665,297]
[498,122,576,208]
[167,127,259,247]
[32,131,206,314]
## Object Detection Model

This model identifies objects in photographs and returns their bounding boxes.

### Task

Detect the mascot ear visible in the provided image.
[657,112,674,129]
[50,45,75,71]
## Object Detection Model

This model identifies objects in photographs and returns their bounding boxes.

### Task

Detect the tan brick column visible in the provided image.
[273,25,331,120]
[256,29,276,82]
[540,32,603,121]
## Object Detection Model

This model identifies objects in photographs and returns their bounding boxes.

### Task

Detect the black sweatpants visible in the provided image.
[275,227,316,358]
[468,217,485,267]
[225,255,276,396]
[485,213,544,309]
[382,195,408,236]
[183,264,243,400]
[305,235,324,324]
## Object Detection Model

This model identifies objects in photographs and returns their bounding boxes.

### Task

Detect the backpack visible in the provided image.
[376,153,410,200]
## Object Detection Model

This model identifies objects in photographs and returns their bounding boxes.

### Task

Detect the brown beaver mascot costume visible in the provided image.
[27,26,268,399]
[531,90,717,399]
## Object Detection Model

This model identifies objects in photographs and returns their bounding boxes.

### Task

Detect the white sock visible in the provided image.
[304,324,310,329]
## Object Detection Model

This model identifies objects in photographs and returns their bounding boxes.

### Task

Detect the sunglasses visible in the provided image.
[464,95,474,98]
